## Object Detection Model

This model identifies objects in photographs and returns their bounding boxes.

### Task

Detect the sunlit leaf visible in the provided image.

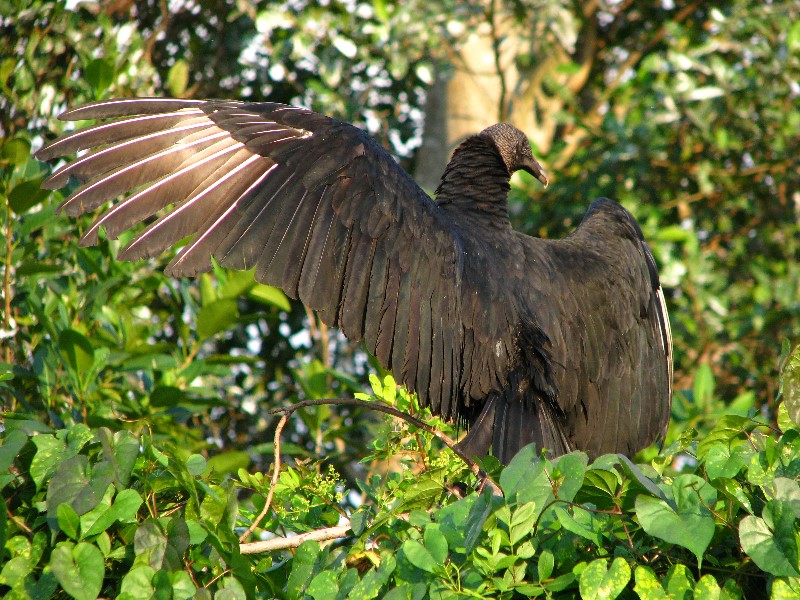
[635,475,716,565]
[50,542,104,600]
[579,557,630,600]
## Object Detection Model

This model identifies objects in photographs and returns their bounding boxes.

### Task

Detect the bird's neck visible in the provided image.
[435,137,512,227]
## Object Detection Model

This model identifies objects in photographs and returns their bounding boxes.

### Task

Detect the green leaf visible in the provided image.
[739,509,800,577]
[704,443,748,480]
[634,474,716,565]
[96,531,111,556]
[206,450,250,475]
[197,299,239,340]
[131,515,189,574]
[57,504,80,540]
[773,477,800,518]
[50,542,104,600]
[436,492,478,550]
[286,541,321,600]
[9,178,49,213]
[578,557,631,599]
[788,20,800,50]
[392,476,442,513]
[616,455,666,500]
[0,428,28,477]
[350,507,370,535]
[552,452,588,501]
[0,496,6,562]
[553,505,603,545]
[382,374,396,405]
[663,564,695,598]
[215,576,247,600]
[307,571,338,600]
[167,59,190,97]
[400,539,438,572]
[537,548,554,581]
[170,570,197,600]
[164,516,191,571]
[248,283,291,311]
[2,137,31,164]
[0,556,33,588]
[509,501,537,545]
[186,454,207,476]
[713,477,754,514]
[545,572,577,593]
[501,447,554,513]
[693,362,715,407]
[47,455,115,524]
[82,488,143,538]
[782,344,800,427]
[185,520,209,545]
[694,574,723,599]
[149,385,188,407]
[152,569,172,598]
[462,489,498,553]
[772,577,800,600]
[346,555,395,599]
[134,519,168,570]
[98,428,139,488]
[119,566,155,599]
[84,58,114,93]
[697,415,750,460]
[58,329,94,376]
[30,434,66,490]
[423,523,448,564]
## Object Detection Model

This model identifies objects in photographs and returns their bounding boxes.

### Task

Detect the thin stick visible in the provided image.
[269,397,501,495]
[238,413,290,543]
[240,524,353,554]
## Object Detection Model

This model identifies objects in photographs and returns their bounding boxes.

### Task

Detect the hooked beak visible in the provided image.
[521,156,549,188]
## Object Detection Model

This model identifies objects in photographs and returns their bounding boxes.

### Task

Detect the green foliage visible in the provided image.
[2,0,800,598]
[5,384,800,597]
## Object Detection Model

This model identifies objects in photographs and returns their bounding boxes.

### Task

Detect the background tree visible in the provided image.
[2,0,800,598]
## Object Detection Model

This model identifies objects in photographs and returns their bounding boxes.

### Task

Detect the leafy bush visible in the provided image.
[4,368,800,598]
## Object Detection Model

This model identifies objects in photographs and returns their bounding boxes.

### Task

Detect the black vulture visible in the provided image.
[36,98,672,464]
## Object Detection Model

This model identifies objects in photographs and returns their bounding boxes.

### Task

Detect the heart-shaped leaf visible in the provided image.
[739,504,800,577]
[50,542,104,600]
[579,557,631,599]
[635,474,716,565]
[633,565,669,600]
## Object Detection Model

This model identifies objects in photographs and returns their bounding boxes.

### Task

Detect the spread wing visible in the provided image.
[536,198,673,457]
[36,98,518,420]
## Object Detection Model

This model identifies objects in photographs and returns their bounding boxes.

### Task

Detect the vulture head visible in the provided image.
[480,123,549,187]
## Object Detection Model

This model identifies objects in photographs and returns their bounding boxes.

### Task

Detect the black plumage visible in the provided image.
[36,98,672,464]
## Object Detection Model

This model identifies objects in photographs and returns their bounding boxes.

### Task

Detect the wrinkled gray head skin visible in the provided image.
[480,123,548,187]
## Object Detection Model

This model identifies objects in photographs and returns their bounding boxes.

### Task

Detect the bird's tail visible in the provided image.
[457,392,572,465]
[456,396,499,462]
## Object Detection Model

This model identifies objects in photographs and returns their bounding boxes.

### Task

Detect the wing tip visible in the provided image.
[57,97,206,121]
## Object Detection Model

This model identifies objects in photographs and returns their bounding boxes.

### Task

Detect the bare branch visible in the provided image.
[240,524,353,555]
[239,413,290,542]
